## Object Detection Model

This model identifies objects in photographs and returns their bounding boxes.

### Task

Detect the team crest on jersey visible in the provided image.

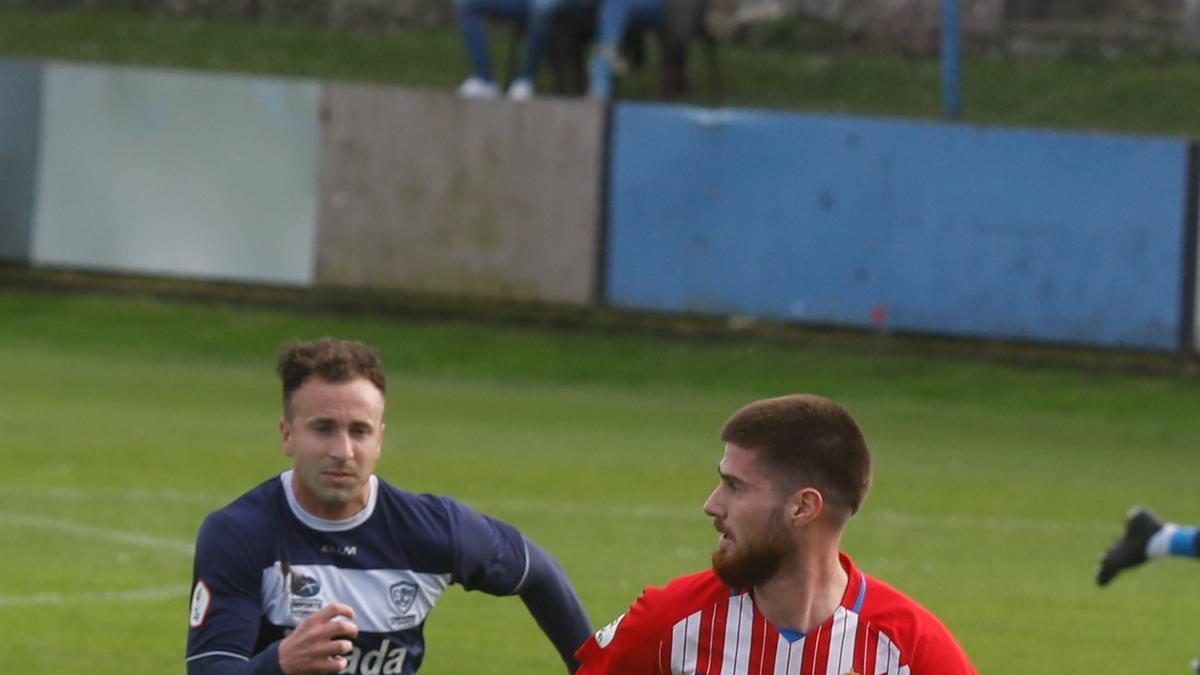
[595,613,626,648]
[389,581,417,614]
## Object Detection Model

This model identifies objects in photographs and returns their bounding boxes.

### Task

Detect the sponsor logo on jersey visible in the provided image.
[388,614,418,630]
[339,638,407,675]
[281,563,324,619]
[291,572,322,597]
[595,613,626,648]
[189,581,210,628]
[322,543,358,556]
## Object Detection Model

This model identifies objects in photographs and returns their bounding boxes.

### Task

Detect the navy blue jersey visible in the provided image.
[186,471,530,674]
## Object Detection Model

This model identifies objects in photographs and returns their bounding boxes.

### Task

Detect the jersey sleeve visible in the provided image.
[186,510,272,669]
[441,497,530,595]
[575,586,667,674]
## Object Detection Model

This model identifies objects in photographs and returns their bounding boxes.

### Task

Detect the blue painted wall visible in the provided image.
[606,103,1190,351]
[0,60,41,262]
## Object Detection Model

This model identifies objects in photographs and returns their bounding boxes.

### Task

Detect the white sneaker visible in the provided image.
[506,78,534,101]
[457,76,499,99]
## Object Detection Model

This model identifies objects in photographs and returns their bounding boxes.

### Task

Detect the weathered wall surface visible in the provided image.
[316,83,605,305]
[31,63,321,285]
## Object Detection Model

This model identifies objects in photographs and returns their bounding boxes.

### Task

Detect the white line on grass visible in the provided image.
[473,499,1119,533]
[0,484,229,504]
[0,486,1119,534]
[0,584,187,608]
[0,512,194,555]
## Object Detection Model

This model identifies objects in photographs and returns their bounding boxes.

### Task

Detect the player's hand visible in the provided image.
[278,602,359,675]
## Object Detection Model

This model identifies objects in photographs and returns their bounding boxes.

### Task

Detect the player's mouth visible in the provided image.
[714,522,732,545]
[323,470,357,485]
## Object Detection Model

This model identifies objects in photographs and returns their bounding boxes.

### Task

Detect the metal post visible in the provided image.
[941,0,962,120]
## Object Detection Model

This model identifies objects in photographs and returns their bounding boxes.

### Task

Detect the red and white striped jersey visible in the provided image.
[576,553,975,675]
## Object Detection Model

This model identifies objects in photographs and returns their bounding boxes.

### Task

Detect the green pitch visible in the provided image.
[2,288,1199,673]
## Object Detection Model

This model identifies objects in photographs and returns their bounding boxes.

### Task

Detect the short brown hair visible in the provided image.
[721,394,872,522]
[277,338,386,416]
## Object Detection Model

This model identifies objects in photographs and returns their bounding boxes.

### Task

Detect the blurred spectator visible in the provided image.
[587,0,664,99]
[455,0,590,100]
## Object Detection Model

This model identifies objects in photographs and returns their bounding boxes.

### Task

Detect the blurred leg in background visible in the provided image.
[587,0,663,99]
[1097,506,1200,587]
[456,0,590,100]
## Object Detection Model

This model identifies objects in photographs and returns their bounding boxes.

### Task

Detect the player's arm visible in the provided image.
[186,512,282,674]
[514,537,593,672]
[444,498,592,673]
[186,514,361,675]
[189,605,357,675]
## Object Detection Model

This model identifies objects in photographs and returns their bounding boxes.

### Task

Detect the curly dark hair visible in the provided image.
[276,338,386,416]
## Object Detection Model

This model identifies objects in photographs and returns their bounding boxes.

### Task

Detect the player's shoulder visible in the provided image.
[194,476,285,565]
[627,568,728,620]
[860,573,942,622]
[859,572,966,649]
[372,480,491,542]
[658,568,727,599]
[860,571,975,670]
[373,479,464,523]
[201,475,283,534]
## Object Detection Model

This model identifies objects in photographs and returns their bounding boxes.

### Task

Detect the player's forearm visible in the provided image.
[518,538,592,673]
[186,643,284,675]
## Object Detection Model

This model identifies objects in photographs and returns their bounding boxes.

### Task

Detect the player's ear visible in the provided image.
[788,487,824,528]
[280,417,294,456]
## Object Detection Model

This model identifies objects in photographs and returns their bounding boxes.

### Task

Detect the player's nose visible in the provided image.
[702,487,723,518]
[328,430,354,459]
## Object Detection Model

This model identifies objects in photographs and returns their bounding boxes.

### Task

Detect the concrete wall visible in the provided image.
[6,56,1197,354]
[0,61,41,262]
[605,103,1191,351]
[317,83,605,305]
[31,63,321,286]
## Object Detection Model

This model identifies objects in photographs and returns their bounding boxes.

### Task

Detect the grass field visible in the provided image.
[2,288,1200,672]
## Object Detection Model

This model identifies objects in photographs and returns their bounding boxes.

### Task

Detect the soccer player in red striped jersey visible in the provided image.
[576,394,976,675]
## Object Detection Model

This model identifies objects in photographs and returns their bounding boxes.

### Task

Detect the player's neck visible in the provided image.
[752,545,847,635]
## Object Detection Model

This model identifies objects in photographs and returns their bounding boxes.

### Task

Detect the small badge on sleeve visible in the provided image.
[189,581,211,628]
[595,613,626,648]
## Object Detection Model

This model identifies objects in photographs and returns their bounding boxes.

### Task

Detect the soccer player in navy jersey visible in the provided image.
[576,394,976,674]
[186,338,591,674]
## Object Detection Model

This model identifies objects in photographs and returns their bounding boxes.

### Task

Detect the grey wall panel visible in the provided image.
[32,63,321,286]
[0,60,41,262]
[317,84,604,305]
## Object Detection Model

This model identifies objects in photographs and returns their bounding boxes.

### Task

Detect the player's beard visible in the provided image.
[711,510,793,590]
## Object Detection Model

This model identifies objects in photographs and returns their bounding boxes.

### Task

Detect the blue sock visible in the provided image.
[1168,526,1200,557]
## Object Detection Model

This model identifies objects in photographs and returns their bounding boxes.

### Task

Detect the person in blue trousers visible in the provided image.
[587,0,664,99]
[456,0,589,100]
